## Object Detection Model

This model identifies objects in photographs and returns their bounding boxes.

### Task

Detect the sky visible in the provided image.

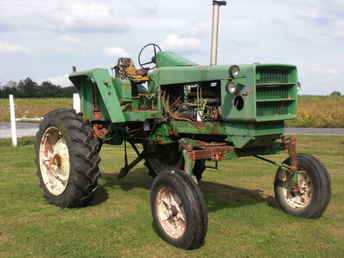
[0,0,343,95]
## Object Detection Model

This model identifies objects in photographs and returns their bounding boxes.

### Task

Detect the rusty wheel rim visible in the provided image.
[280,169,313,209]
[39,127,70,196]
[156,187,186,239]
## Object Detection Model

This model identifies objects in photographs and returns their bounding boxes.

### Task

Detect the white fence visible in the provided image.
[8,94,80,146]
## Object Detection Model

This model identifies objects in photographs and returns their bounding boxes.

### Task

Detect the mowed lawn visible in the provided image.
[0,136,343,257]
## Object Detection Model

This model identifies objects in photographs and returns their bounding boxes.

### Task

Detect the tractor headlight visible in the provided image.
[229,65,240,78]
[226,82,238,94]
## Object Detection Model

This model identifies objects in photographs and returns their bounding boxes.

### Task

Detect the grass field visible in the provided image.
[0,98,72,123]
[0,136,343,257]
[1,96,343,127]
[286,96,344,128]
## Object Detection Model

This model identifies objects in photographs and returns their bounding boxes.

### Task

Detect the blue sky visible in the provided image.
[0,0,343,95]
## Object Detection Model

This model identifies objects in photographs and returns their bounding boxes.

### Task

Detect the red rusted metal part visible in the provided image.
[187,146,234,161]
[92,107,110,138]
[169,112,193,122]
[41,136,62,177]
[210,107,220,120]
[92,122,109,139]
[283,136,298,171]
[187,121,221,135]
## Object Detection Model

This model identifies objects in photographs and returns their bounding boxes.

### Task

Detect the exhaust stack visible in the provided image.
[210,0,227,65]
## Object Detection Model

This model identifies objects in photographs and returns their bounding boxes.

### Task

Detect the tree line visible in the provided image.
[0,78,77,98]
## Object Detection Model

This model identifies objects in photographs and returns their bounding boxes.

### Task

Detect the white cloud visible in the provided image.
[128,1,158,14]
[333,20,344,37]
[0,42,31,55]
[162,33,201,52]
[47,2,128,33]
[40,74,71,87]
[103,47,130,57]
[60,34,80,43]
[191,23,209,37]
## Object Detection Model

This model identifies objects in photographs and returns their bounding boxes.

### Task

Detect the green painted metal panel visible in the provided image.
[255,64,298,121]
[156,52,197,67]
[170,121,226,135]
[112,78,132,102]
[220,64,298,122]
[151,65,230,85]
[69,69,126,123]
[78,77,94,120]
[123,111,161,121]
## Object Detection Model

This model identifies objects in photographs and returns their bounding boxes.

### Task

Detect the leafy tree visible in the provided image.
[330,91,341,96]
[0,78,77,98]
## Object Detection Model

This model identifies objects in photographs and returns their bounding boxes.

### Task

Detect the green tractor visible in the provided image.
[35,1,331,250]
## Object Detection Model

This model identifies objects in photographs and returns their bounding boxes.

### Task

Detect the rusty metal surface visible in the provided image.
[169,113,193,122]
[92,107,110,139]
[187,145,234,161]
[283,136,298,171]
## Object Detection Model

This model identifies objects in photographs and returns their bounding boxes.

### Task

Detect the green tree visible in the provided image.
[330,91,341,96]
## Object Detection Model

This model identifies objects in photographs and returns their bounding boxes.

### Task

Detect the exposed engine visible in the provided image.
[161,81,221,122]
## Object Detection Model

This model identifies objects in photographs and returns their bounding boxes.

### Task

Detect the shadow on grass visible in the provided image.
[99,168,277,213]
[201,181,277,213]
[88,186,109,206]
[101,168,152,191]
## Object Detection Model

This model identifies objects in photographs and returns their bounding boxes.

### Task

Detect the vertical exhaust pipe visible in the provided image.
[210,0,227,65]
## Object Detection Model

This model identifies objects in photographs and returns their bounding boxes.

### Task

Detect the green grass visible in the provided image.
[0,136,343,257]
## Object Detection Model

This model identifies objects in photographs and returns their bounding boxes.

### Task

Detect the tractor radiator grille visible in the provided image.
[256,101,289,116]
[255,66,297,120]
[256,71,288,83]
[256,86,289,100]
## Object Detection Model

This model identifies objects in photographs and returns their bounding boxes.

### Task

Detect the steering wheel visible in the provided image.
[138,43,162,70]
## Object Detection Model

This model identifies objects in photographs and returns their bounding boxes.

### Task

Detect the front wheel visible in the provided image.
[274,153,331,218]
[150,169,208,249]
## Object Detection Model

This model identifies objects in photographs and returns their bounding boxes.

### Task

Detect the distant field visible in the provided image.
[0,135,343,257]
[286,96,344,128]
[0,98,71,122]
[0,96,343,127]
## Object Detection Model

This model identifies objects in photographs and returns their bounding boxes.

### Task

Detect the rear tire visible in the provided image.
[274,153,331,218]
[150,169,208,249]
[35,109,101,208]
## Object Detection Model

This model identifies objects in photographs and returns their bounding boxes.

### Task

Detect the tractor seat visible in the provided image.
[135,68,149,77]
[114,58,150,81]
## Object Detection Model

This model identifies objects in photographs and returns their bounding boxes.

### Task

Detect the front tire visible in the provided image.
[150,169,208,249]
[35,109,101,208]
[274,153,331,218]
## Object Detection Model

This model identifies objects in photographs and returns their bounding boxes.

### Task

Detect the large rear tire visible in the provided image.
[274,153,331,218]
[35,109,101,208]
[150,169,208,249]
